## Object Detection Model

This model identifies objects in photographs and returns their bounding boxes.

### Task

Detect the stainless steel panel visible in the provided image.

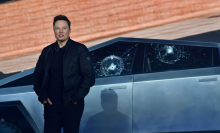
[0,86,43,132]
[0,75,134,133]
[95,75,134,86]
[80,76,133,133]
[0,85,34,95]
[133,73,220,133]
[134,67,220,82]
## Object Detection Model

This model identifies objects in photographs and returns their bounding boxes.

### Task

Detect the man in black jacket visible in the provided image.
[33,15,95,133]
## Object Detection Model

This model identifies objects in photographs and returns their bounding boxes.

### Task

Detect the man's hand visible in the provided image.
[43,98,52,105]
[72,100,78,105]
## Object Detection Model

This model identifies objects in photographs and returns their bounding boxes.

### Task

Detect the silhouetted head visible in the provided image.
[101,89,118,111]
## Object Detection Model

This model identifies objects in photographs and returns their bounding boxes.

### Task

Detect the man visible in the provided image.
[33,15,95,133]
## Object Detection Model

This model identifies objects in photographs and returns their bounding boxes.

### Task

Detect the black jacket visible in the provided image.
[33,38,95,104]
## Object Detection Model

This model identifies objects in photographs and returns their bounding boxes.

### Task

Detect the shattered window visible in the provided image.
[144,43,220,72]
[90,41,138,78]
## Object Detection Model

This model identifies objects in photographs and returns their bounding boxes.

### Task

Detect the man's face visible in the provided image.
[53,20,71,43]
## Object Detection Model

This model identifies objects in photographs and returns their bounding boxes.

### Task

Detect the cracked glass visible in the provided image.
[90,41,138,78]
[144,43,220,73]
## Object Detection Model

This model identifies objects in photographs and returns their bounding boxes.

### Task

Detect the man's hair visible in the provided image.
[53,15,71,29]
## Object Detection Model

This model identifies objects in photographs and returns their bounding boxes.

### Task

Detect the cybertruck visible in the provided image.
[1,37,220,133]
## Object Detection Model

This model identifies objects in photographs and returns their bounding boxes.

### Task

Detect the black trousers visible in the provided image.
[44,98,84,133]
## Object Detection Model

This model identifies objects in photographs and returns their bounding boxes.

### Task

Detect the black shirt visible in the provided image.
[48,43,65,99]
